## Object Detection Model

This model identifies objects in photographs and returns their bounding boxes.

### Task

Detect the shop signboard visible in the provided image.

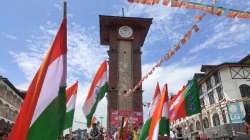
[227,102,244,123]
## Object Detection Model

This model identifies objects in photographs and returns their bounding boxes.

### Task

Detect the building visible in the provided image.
[172,54,250,139]
[99,15,152,134]
[0,76,25,134]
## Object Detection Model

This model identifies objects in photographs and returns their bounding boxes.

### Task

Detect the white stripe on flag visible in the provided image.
[149,95,160,115]
[83,71,106,115]
[66,95,76,112]
[152,121,160,140]
[169,94,181,110]
[30,55,66,126]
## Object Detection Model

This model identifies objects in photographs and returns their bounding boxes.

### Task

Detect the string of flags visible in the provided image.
[125,12,206,96]
[204,97,250,111]
[128,0,250,20]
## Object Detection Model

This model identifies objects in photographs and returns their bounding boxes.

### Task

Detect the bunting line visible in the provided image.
[125,13,206,96]
[128,0,250,20]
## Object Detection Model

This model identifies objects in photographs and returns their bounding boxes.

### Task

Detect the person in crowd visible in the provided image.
[65,134,71,140]
[127,126,133,140]
[170,130,176,139]
[132,127,138,140]
[89,123,100,140]
[244,113,250,134]
[103,131,108,140]
[113,128,119,140]
[58,135,64,140]
[99,127,104,140]
[0,132,8,140]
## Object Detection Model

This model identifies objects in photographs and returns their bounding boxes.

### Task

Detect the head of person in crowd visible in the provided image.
[0,132,8,140]
[92,123,97,129]
[58,135,64,140]
[100,127,104,133]
[65,134,71,140]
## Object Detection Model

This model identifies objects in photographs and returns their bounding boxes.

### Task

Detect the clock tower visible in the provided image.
[99,15,152,132]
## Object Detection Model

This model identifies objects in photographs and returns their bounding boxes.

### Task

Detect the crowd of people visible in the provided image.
[110,126,140,140]
[60,122,142,140]
[0,123,11,140]
[0,132,7,140]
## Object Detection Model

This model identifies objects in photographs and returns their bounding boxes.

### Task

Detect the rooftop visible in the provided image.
[0,75,26,99]
[99,15,152,46]
[197,54,250,84]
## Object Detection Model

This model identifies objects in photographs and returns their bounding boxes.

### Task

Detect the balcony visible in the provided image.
[205,123,247,139]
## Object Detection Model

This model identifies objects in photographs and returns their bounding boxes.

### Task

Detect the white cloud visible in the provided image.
[190,20,250,53]
[10,21,108,129]
[1,32,17,40]
[120,3,191,46]
[10,21,108,83]
[16,82,29,91]
[142,62,200,102]
[72,80,107,130]
[122,0,250,56]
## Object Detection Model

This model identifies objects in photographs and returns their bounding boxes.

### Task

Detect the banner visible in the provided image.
[227,102,244,123]
[110,110,143,129]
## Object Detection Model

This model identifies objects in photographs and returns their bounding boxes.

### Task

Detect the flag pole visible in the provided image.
[64,0,67,19]
[69,128,73,139]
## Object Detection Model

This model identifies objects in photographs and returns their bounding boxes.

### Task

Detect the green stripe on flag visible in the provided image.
[120,117,125,138]
[184,79,201,116]
[159,117,170,136]
[138,117,169,140]
[64,109,74,130]
[27,87,66,140]
[86,83,108,127]
[138,119,151,140]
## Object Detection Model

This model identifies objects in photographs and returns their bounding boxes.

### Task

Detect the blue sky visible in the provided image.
[1,0,250,129]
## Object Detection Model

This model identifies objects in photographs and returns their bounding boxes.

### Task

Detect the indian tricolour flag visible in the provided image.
[64,81,78,130]
[83,60,108,127]
[149,84,170,140]
[168,78,201,122]
[119,117,128,140]
[8,15,67,140]
[139,82,161,140]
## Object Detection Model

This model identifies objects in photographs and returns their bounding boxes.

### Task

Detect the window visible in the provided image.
[0,84,3,90]
[208,91,215,105]
[239,84,250,115]
[206,78,212,91]
[9,110,14,121]
[200,97,205,107]
[240,84,250,97]
[196,121,201,130]
[14,111,18,120]
[222,110,227,124]
[203,117,209,128]
[0,84,3,98]
[4,104,9,118]
[214,72,221,84]
[7,92,11,101]
[199,88,203,95]
[189,123,194,132]
[216,86,224,101]
[0,100,3,116]
[212,113,220,126]
[0,119,4,130]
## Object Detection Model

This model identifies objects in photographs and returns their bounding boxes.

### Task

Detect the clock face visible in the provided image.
[118,26,133,38]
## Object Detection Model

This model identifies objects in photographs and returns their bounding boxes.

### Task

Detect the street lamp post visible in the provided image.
[99,116,104,128]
